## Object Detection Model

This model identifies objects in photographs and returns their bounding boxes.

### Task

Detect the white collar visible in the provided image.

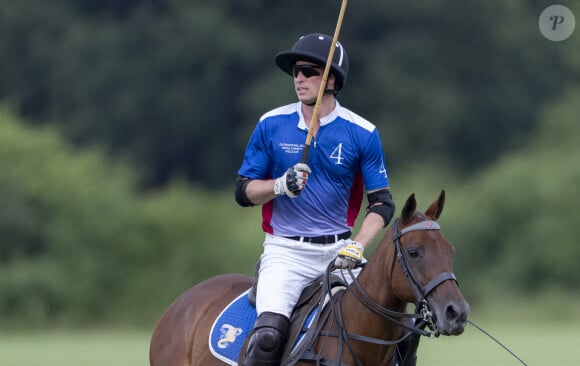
[297,100,341,130]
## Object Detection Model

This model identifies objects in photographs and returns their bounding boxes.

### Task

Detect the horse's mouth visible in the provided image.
[434,301,470,336]
[437,319,468,336]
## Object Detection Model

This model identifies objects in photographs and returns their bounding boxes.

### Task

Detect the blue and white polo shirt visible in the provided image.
[238,101,390,237]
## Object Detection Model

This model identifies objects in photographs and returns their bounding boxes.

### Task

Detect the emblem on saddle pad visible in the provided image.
[218,324,244,349]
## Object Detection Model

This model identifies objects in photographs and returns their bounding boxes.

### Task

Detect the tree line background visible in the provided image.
[0,0,579,329]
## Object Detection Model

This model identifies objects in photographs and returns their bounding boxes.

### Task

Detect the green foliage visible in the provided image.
[0,108,147,326]
[0,109,262,328]
[380,86,580,306]
[450,147,580,296]
[0,0,577,186]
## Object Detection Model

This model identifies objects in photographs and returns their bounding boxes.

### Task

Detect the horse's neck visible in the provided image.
[342,242,407,333]
[320,243,404,365]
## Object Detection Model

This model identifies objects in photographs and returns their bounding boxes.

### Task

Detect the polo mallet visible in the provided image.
[300,0,348,164]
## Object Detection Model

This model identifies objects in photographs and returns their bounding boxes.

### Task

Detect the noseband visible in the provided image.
[391,218,458,335]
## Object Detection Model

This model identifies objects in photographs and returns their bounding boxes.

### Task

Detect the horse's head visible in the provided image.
[389,190,470,336]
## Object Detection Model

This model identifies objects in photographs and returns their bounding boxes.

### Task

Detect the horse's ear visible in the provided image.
[401,193,417,223]
[425,190,446,220]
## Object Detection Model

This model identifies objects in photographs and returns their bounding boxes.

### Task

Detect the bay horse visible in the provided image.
[150,190,470,365]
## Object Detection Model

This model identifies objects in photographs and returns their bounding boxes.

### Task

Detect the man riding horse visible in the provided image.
[235,33,415,366]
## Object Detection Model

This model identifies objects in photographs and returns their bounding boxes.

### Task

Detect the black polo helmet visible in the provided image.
[275,33,349,91]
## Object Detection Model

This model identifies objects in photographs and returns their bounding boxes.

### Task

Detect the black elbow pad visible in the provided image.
[235,176,254,207]
[366,189,395,227]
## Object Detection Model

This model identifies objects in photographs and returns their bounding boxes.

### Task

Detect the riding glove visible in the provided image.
[274,163,311,197]
[334,241,364,269]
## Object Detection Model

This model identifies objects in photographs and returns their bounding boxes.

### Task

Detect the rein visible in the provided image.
[292,218,459,366]
[467,319,529,366]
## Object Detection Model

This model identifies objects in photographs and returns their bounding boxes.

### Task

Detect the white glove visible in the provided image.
[274,163,311,197]
[334,241,364,269]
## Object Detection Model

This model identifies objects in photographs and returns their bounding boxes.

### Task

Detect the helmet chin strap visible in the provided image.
[325,88,338,96]
[304,89,337,106]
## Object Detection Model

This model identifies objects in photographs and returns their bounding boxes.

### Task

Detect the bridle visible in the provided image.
[390,218,458,336]
[340,218,458,339]
[288,218,459,366]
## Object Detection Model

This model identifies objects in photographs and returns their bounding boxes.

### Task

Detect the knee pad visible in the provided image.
[242,312,290,366]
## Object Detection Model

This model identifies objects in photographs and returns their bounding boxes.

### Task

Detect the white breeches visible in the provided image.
[255,233,364,318]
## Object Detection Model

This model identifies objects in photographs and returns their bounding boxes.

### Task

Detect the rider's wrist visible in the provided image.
[274,177,285,196]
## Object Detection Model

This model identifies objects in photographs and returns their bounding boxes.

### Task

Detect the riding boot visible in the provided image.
[391,321,420,366]
[391,334,420,366]
[241,312,290,366]
[400,333,421,366]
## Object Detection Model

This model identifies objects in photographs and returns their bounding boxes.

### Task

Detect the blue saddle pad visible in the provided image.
[209,289,319,365]
[209,289,257,365]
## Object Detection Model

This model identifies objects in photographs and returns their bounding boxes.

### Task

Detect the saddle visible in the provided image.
[208,273,347,366]
[282,274,347,364]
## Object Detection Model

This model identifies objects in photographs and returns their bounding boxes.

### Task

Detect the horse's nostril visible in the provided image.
[445,302,469,325]
[445,303,459,322]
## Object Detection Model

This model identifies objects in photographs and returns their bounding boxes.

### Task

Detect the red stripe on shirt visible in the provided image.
[262,200,274,234]
[347,171,364,227]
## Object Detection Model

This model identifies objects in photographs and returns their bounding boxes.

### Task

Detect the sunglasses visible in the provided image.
[291,64,321,78]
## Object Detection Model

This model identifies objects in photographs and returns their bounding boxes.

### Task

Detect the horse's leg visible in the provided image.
[150,274,254,366]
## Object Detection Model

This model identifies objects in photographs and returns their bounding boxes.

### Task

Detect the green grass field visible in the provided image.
[0,330,150,366]
[0,322,577,365]
[421,321,578,365]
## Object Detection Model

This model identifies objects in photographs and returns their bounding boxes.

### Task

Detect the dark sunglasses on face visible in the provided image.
[291,64,321,78]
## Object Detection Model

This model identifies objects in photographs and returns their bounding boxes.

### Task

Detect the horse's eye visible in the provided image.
[407,248,420,258]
